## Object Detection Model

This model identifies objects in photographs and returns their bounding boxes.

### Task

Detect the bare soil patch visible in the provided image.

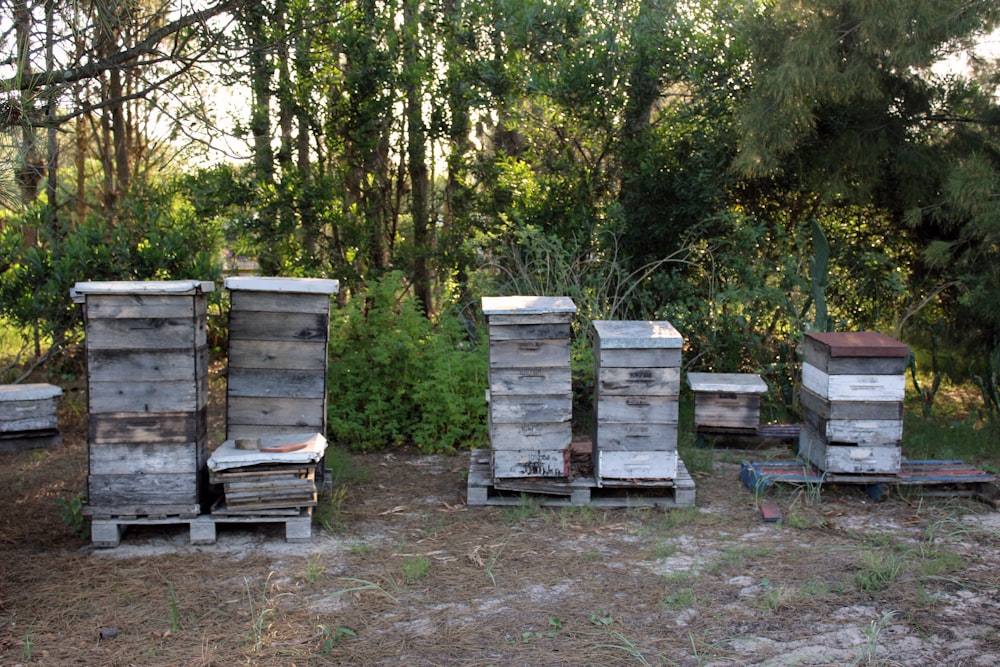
[2,370,1000,666]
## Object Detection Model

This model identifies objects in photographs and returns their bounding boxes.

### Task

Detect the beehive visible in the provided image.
[798,331,908,474]
[223,277,339,440]
[0,383,62,451]
[687,372,768,432]
[73,280,213,517]
[592,320,683,484]
[483,296,576,478]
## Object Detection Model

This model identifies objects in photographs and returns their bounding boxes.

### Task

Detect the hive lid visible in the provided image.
[481,295,577,315]
[687,372,768,394]
[224,276,340,294]
[804,331,909,358]
[0,383,63,400]
[71,280,214,299]
[208,432,327,471]
[593,320,683,349]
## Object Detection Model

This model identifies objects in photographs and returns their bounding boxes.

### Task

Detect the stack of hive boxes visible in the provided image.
[798,331,909,474]
[592,320,683,484]
[0,383,62,451]
[483,296,576,479]
[73,280,213,517]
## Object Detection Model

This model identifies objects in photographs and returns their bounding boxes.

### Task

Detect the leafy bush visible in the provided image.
[326,272,488,453]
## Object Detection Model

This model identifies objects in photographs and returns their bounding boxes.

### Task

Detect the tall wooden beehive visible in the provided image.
[593,320,683,484]
[483,296,576,478]
[798,331,908,474]
[224,277,339,440]
[73,280,213,517]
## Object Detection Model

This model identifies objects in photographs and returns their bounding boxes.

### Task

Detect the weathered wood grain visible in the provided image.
[227,339,327,371]
[693,394,761,430]
[492,449,569,478]
[594,422,678,451]
[226,396,325,427]
[88,472,201,506]
[225,368,326,399]
[84,316,207,350]
[596,450,678,481]
[86,348,205,382]
[226,423,326,439]
[799,387,904,420]
[83,293,201,319]
[89,441,202,475]
[229,290,331,315]
[597,366,680,396]
[88,379,206,414]
[801,363,905,402]
[595,395,679,424]
[487,323,572,341]
[488,339,571,368]
[489,394,572,423]
[227,310,329,342]
[89,410,205,444]
[0,397,58,432]
[802,411,903,446]
[489,421,572,450]
[597,347,681,368]
[489,367,572,396]
[802,336,908,374]
[798,425,901,474]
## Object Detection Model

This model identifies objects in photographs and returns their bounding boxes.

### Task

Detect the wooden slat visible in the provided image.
[492,449,569,478]
[597,366,679,396]
[226,396,324,428]
[594,422,678,451]
[84,316,206,350]
[89,441,201,475]
[802,410,902,446]
[801,363,905,402]
[798,425,901,474]
[230,290,331,315]
[595,395,679,424]
[227,310,328,342]
[88,473,201,506]
[802,336,908,374]
[693,394,760,429]
[227,339,327,371]
[596,450,678,482]
[488,339,570,368]
[83,293,200,319]
[226,423,326,439]
[489,394,572,424]
[86,348,204,382]
[489,422,572,451]
[0,398,58,432]
[88,379,205,414]
[488,367,571,396]
[597,347,681,368]
[487,323,571,341]
[803,331,909,359]
[799,387,903,420]
[89,410,205,444]
[226,368,326,399]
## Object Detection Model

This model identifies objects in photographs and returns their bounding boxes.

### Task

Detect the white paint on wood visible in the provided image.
[73,280,213,297]
[596,450,678,482]
[801,363,905,401]
[596,395,679,424]
[593,320,683,349]
[687,372,768,394]
[802,411,903,446]
[594,422,678,451]
[481,295,577,316]
[799,387,904,420]
[798,425,901,474]
[489,421,572,450]
[225,276,339,294]
[491,449,569,478]
[597,366,680,396]
[208,432,327,471]
[0,383,62,402]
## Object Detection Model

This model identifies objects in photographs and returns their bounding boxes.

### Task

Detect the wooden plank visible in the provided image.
[489,421,572,451]
[759,498,782,523]
[593,320,683,349]
[802,336,908,374]
[481,296,576,318]
[489,394,572,423]
[594,422,678,451]
[88,473,201,506]
[229,289,332,315]
[693,394,760,430]
[687,372,768,394]
[227,339,327,371]
[226,423,326,439]
[596,395,679,424]
[83,293,199,319]
[489,367,572,396]
[596,450,678,482]
[487,323,571,341]
[801,363,904,402]
[86,348,205,382]
[226,275,338,296]
[88,379,205,414]
[0,397,58,432]
[803,331,909,359]
[488,339,570,368]
[799,387,903,420]
[597,347,681,368]
[0,432,61,452]
[89,441,201,475]
[226,396,324,428]
[0,383,62,401]
[227,310,329,342]
[226,368,326,399]
[89,410,205,444]
[797,425,901,474]
[83,316,206,350]
[597,366,680,396]
[802,410,902,446]
[492,449,570,478]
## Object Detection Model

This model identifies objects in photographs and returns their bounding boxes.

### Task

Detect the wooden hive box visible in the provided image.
[593,320,683,484]
[73,280,213,517]
[482,296,576,478]
[224,277,339,440]
[798,331,909,474]
[687,372,768,432]
[0,383,62,451]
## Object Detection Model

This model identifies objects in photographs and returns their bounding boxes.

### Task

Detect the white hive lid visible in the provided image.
[592,320,683,349]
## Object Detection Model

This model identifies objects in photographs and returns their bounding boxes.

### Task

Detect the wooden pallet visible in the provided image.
[466,449,696,508]
[90,508,312,548]
[739,459,998,502]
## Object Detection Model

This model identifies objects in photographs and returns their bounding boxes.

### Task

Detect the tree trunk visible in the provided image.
[404,0,433,316]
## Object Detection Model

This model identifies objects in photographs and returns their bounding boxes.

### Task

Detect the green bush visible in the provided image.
[325,272,488,453]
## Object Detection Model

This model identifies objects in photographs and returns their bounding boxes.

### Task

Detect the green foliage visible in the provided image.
[326,271,488,452]
[55,492,88,539]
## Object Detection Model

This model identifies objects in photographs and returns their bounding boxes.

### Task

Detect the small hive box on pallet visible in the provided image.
[798,331,908,474]
[687,372,768,433]
[593,320,682,484]
[72,280,213,518]
[483,296,576,479]
[224,277,339,440]
[0,383,62,451]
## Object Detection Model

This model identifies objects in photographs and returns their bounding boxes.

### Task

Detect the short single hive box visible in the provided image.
[0,383,62,451]
[72,280,214,517]
[798,331,909,474]
[687,372,768,433]
[483,296,576,479]
[223,277,339,441]
[593,320,683,484]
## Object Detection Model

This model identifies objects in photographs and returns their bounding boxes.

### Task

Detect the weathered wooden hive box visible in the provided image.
[483,296,576,479]
[0,383,62,451]
[593,320,682,483]
[687,372,768,432]
[73,280,213,517]
[224,277,339,440]
[798,331,908,474]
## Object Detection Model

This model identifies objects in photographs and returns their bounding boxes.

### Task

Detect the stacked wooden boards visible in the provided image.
[224,277,339,440]
[207,433,327,514]
[687,372,769,433]
[593,320,683,484]
[798,331,909,474]
[483,296,576,478]
[72,280,213,517]
[0,383,62,451]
